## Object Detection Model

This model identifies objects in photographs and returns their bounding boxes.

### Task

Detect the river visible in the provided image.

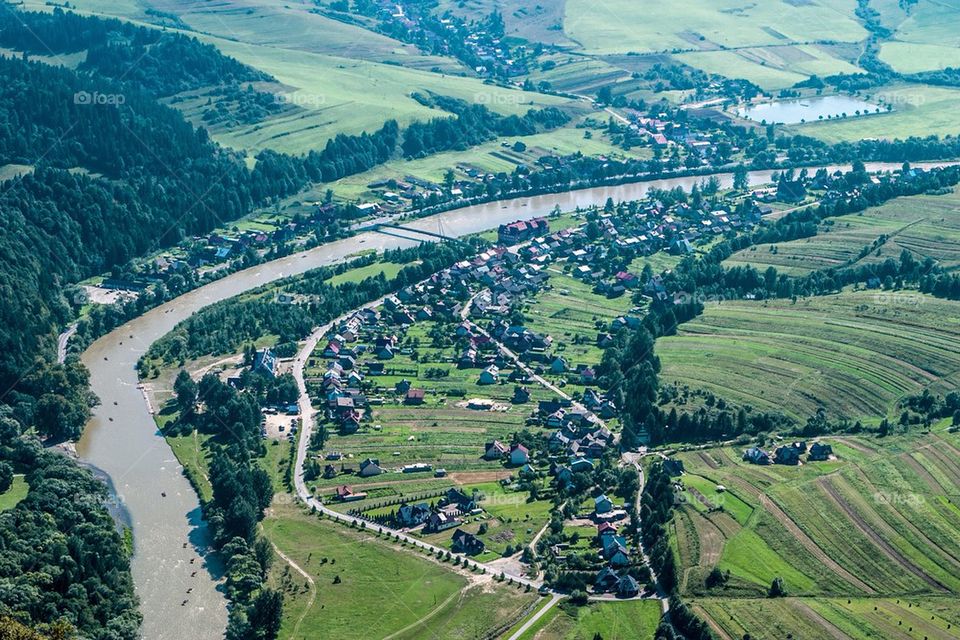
[75,160,952,638]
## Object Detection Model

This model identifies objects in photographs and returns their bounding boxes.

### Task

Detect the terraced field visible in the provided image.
[692,596,960,640]
[671,425,960,638]
[727,186,960,276]
[656,291,960,422]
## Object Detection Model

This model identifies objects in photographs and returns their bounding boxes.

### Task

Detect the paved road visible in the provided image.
[505,593,562,640]
[57,322,77,363]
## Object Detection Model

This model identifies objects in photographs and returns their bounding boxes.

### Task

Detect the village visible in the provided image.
[157,162,891,603]
[245,175,822,598]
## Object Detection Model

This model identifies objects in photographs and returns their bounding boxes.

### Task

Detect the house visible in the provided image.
[443,488,477,511]
[512,386,531,404]
[808,442,833,461]
[427,510,460,532]
[743,447,771,465]
[483,440,509,460]
[451,529,485,556]
[497,217,549,245]
[597,522,617,539]
[594,494,614,515]
[570,458,594,473]
[618,574,640,598]
[359,458,383,477]
[479,365,500,385]
[253,348,278,378]
[550,356,568,374]
[397,503,431,527]
[405,388,426,405]
[604,542,631,567]
[323,464,337,479]
[774,445,801,465]
[595,566,620,591]
[580,367,596,385]
[510,443,530,465]
[335,485,367,502]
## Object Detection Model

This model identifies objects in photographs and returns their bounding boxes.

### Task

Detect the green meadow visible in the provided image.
[518,599,662,640]
[656,291,960,422]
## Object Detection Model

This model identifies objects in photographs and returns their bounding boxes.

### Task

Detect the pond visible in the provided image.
[736,95,884,125]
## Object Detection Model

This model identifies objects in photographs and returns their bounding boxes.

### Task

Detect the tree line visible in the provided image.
[0,414,140,638]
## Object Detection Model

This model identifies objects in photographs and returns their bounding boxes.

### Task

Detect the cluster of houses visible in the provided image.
[482,440,530,466]
[544,399,615,459]
[743,441,834,466]
[389,488,486,556]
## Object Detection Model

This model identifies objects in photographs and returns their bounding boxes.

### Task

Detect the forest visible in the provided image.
[0,414,140,639]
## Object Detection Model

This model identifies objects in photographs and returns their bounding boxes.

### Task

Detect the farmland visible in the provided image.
[726,186,960,276]
[668,423,960,638]
[692,596,960,640]
[563,0,867,57]
[656,291,960,422]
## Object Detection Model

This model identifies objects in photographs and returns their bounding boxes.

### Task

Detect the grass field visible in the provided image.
[518,600,662,640]
[204,36,572,154]
[656,291,960,422]
[563,0,866,56]
[0,475,28,512]
[793,84,960,142]
[726,186,960,276]
[41,0,573,155]
[321,119,647,202]
[263,501,537,640]
[675,45,861,90]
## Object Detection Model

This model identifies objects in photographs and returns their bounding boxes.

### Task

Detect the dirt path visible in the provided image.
[380,589,462,640]
[818,478,947,591]
[697,451,720,469]
[758,493,875,593]
[901,451,947,495]
[792,600,851,640]
[266,538,315,639]
[505,593,562,640]
[691,604,733,640]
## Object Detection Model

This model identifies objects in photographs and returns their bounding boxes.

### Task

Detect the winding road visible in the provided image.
[76,161,944,638]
